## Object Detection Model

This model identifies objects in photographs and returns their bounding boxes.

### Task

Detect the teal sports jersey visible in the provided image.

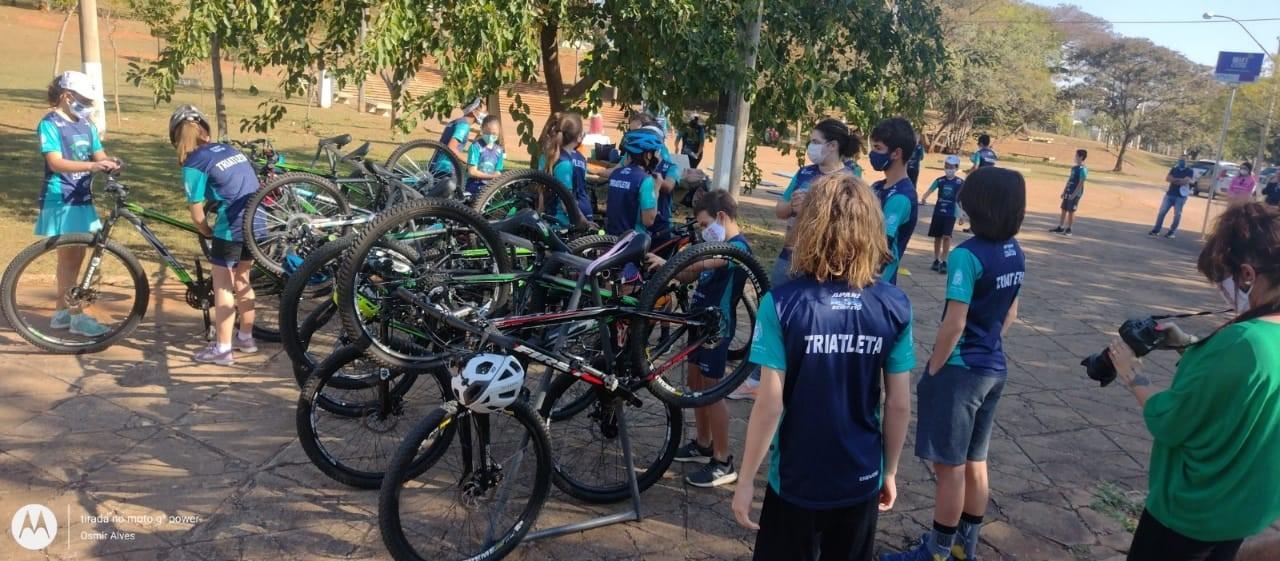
[183,143,261,242]
[433,118,472,173]
[38,111,102,207]
[1063,165,1087,198]
[750,277,915,508]
[465,140,505,195]
[927,176,964,217]
[649,159,675,236]
[604,164,656,236]
[971,147,997,168]
[873,177,919,284]
[943,237,1025,372]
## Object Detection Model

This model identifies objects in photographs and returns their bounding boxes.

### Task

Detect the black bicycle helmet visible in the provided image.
[169,104,211,146]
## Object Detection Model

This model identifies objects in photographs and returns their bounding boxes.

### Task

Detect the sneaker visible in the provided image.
[930,260,940,272]
[50,309,72,330]
[194,344,235,366]
[1148,230,1160,237]
[1063,228,1073,237]
[1164,232,1176,239]
[69,314,111,337]
[1049,226,1065,234]
[727,379,758,401]
[881,534,953,561]
[234,334,258,354]
[938,261,948,275]
[673,439,714,464]
[685,456,737,488]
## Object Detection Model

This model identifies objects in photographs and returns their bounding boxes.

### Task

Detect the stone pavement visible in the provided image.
[2,169,1277,561]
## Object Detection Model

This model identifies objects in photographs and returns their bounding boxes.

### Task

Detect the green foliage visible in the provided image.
[1091,482,1142,533]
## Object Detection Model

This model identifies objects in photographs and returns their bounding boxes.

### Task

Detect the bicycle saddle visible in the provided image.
[585,231,650,278]
[363,159,395,178]
[318,134,352,149]
[489,209,543,236]
[342,141,371,162]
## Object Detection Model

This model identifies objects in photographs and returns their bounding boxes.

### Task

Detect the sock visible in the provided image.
[215,343,232,353]
[236,332,254,342]
[953,513,983,560]
[930,521,956,556]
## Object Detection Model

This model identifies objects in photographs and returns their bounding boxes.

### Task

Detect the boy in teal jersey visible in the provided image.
[869,118,919,285]
[1050,149,1088,236]
[923,155,965,274]
[465,115,506,196]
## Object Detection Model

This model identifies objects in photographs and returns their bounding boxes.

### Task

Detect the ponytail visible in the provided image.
[46,78,65,107]
[814,118,862,158]
[539,111,583,173]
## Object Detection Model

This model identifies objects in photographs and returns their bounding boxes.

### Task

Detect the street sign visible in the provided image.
[1214,51,1266,84]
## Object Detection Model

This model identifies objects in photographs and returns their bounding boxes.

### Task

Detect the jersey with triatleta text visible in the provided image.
[182,143,261,242]
[605,163,656,236]
[750,277,915,509]
[943,236,1025,373]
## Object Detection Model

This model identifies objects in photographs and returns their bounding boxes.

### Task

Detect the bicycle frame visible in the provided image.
[91,198,204,286]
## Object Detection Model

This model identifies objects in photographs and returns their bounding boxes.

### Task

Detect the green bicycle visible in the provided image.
[1,167,283,354]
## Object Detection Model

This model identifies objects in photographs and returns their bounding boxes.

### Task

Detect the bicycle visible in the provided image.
[1,167,282,354]
[372,227,768,561]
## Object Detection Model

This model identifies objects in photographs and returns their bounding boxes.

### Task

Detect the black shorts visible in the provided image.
[928,216,956,238]
[209,238,253,268]
[753,487,878,561]
[1061,198,1080,212]
[1126,510,1242,561]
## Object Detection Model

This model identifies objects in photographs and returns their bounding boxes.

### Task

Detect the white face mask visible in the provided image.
[944,167,957,178]
[806,140,829,165]
[703,220,726,243]
[69,99,92,120]
[1218,277,1252,315]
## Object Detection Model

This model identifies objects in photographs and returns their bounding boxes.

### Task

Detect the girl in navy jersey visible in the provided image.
[537,112,592,224]
[882,167,1027,561]
[733,173,915,561]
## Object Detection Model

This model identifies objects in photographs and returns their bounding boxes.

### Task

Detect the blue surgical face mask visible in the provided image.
[483,134,498,145]
[1177,159,1186,168]
[869,149,892,171]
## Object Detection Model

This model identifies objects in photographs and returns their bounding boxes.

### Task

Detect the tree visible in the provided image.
[50,0,76,76]
[1067,37,1199,172]
[926,0,1063,151]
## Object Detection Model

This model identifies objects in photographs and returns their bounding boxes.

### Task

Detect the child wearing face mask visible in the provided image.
[869,117,920,285]
[465,115,506,197]
[922,155,965,274]
[646,190,751,488]
[35,71,120,337]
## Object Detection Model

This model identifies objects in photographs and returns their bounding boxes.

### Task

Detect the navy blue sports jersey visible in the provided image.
[930,176,964,218]
[873,177,919,284]
[1062,165,1087,198]
[944,237,1025,373]
[1166,165,1194,197]
[650,160,674,236]
[605,164,657,236]
[182,143,261,241]
[692,234,750,320]
[750,277,915,508]
[972,147,998,168]
[37,111,101,207]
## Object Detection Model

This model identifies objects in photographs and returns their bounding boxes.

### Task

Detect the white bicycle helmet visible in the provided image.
[452,354,525,413]
[169,104,210,146]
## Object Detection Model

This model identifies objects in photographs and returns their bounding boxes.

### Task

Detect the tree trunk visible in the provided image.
[1112,132,1132,172]
[380,71,401,132]
[105,13,122,127]
[210,33,228,138]
[539,17,565,113]
[52,7,74,76]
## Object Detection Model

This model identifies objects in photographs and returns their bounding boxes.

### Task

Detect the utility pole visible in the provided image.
[726,0,763,196]
[78,0,106,132]
[1202,86,1238,238]
[356,8,367,113]
[1256,39,1279,170]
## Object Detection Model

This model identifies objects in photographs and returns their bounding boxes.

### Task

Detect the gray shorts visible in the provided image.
[914,365,1006,466]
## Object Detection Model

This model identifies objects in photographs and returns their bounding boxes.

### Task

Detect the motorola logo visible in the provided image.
[10,504,57,550]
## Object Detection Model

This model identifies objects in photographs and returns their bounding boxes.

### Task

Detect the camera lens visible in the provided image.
[1081,351,1117,387]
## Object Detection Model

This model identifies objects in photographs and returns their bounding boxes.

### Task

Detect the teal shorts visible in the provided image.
[34,202,101,236]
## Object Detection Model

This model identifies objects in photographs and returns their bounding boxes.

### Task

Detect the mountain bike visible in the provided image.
[1,167,282,354]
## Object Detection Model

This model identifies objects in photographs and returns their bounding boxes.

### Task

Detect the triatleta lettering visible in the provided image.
[215,153,249,172]
[995,271,1025,290]
[609,178,634,190]
[803,334,884,355]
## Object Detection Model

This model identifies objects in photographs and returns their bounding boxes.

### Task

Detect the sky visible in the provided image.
[1024,0,1280,68]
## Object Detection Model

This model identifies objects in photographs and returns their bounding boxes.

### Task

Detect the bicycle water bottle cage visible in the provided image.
[585,231,651,278]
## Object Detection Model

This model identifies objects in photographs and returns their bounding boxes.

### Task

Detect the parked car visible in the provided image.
[1260,166,1278,190]
[1188,160,1241,197]
[1210,164,1242,198]
[1188,160,1217,195]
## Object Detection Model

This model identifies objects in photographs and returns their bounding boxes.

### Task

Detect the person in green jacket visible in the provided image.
[1109,201,1280,561]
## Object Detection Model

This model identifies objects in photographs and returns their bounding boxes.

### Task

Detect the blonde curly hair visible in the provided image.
[789,173,890,287]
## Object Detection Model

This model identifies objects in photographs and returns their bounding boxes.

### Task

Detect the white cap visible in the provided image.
[58,71,99,101]
[461,97,483,116]
[944,155,962,166]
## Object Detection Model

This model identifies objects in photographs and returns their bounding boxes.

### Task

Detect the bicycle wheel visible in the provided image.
[336,198,512,370]
[629,242,771,408]
[728,283,758,361]
[280,236,352,381]
[379,400,551,561]
[1,234,149,354]
[297,345,452,489]
[243,172,351,276]
[539,373,681,504]
[472,169,584,226]
[385,139,465,199]
[248,267,283,343]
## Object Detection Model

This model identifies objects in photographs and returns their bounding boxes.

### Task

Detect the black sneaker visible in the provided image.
[939,261,948,275]
[930,260,940,272]
[685,456,738,488]
[1148,230,1160,237]
[1063,228,1073,237]
[1164,232,1176,239]
[674,439,714,464]
[1049,226,1065,234]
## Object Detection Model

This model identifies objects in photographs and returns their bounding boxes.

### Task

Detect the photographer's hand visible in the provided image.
[1155,322,1197,354]
[1109,340,1155,407]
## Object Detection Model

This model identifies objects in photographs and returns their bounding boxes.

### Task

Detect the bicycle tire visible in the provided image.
[297,344,452,489]
[539,373,681,504]
[280,236,353,381]
[248,268,283,342]
[472,168,587,226]
[242,172,352,276]
[384,139,466,199]
[1,234,149,354]
[336,198,512,371]
[629,242,771,408]
[728,291,757,361]
[379,400,551,561]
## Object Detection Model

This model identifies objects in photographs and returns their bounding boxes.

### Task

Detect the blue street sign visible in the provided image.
[1214,51,1266,84]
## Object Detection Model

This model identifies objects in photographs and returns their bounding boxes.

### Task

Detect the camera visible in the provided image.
[1081,318,1166,386]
